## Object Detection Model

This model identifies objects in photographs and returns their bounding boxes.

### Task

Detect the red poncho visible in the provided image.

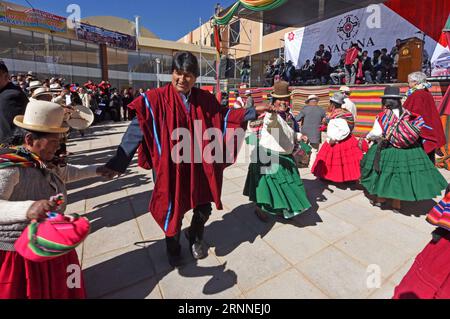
[403,89,446,154]
[128,84,247,237]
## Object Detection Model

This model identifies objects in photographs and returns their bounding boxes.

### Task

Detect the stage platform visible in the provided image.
[229,80,450,137]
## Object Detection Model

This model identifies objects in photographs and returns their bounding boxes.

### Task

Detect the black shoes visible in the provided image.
[185,228,208,260]
[254,206,269,223]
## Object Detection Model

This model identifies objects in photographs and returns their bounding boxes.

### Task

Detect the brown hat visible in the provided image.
[270,81,292,99]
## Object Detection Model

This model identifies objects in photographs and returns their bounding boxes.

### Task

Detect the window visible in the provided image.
[229,21,240,47]
[70,40,88,68]
[263,23,284,36]
[85,43,100,69]
[210,33,215,48]
[52,36,71,65]
[10,28,34,61]
[0,26,12,60]
[32,32,52,63]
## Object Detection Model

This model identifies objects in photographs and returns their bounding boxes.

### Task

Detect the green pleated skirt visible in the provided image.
[243,149,312,219]
[361,144,447,201]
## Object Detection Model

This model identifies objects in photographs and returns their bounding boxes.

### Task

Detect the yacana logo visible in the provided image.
[337,15,360,40]
[288,32,295,41]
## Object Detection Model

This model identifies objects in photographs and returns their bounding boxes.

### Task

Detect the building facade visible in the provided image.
[0,1,217,90]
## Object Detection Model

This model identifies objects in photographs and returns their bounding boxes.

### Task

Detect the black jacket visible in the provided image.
[0,82,28,139]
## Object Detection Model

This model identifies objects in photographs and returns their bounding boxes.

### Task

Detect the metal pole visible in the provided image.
[156,58,161,88]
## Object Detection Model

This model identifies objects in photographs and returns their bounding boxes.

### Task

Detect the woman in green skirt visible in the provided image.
[361,87,447,212]
[244,81,311,222]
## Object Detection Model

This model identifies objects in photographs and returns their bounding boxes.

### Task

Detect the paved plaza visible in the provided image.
[66,122,450,299]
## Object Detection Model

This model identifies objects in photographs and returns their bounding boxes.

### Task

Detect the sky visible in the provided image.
[7,0,237,40]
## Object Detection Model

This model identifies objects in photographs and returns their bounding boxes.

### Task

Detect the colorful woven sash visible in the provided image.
[0,146,46,170]
[427,191,450,232]
[380,109,425,149]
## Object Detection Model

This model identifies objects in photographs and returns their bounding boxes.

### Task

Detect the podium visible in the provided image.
[397,37,424,83]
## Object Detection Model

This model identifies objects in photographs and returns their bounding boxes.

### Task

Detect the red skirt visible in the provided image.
[312,135,363,183]
[0,250,86,299]
[393,233,450,299]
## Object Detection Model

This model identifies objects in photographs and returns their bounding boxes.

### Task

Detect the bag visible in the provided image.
[293,141,312,168]
[15,213,90,263]
[382,109,424,149]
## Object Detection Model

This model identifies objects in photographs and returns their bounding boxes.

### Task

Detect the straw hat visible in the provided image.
[50,83,63,92]
[13,100,69,133]
[32,87,53,99]
[306,94,319,103]
[271,81,292,98]
[339,86,351,93]
[28,80,42,90]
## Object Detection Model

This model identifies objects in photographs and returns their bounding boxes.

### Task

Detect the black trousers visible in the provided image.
[165,203,212,254]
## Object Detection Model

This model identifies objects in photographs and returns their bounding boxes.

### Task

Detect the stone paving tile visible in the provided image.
[244,268,328,299]
[262,224,329,265]
[362,218,432,256]
[101,279,163,299]
[386,212,435,235]
[221,192,251,210]
[215,240,290,293]
[387,257,416,287]
[367,281,396,299]
[327,199,388,228]
[83,245,155,298]
[303,209,358,244]
[296,246,376,299]
[158,255,241,299]
[222,179,243,196]
[334,230,414,280]
[83,216,142,260]
[223,167,248,179]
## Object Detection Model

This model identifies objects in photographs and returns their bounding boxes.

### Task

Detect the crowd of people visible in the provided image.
[0,50,449,300]
[264,39,431,87]
[7,71,151,126]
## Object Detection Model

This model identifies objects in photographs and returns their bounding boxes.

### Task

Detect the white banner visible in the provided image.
[285,4,438,69]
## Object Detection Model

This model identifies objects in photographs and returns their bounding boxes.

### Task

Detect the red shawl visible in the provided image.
[403,89,446,154]
[128,84,247,237]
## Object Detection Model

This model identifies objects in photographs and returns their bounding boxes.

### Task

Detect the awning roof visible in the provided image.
[229,0,389,27]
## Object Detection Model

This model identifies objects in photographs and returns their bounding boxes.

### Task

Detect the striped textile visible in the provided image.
[291,87,331,115]
[427,192,450,231]
[380,109,425,149]
[226,81,450,137]
[0,147,46,170]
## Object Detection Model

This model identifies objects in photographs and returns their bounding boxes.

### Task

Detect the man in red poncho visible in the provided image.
[403,72,446,163]
[99,52,266,266]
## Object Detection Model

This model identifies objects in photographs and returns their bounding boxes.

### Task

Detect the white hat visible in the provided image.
[66,105,95,130]
[306,94,319,103]
[339,86,351,93]
[330,92,345,105]
[13,100,69,133]
[50,83,63,91]
[27,71,34,76]
[32,87,53,98]
[29,81,42,90]
[245,90,251,95]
